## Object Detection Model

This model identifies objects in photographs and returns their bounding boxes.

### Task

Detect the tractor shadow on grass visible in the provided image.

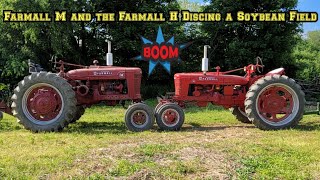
[65,121,128,134]
[183,121,320,132]
[295,121,320,131]
[181,122,255,132]
[63,120,320,135]
[65,121,255,134]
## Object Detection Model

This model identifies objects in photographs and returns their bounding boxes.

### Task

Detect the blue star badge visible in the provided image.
[133,26,191,75]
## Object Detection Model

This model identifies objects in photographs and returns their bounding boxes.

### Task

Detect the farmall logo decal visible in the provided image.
[133,26,191,75]
[93,71,112,76]
[199,77,218,81]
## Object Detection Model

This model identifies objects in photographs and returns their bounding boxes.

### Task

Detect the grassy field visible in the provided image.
[0,99,319,179]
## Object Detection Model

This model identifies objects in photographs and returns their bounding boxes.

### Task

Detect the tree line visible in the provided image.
[0,0,318,98]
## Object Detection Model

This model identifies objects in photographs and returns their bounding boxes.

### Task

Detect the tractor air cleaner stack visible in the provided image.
[202,45,210,75]
[106,41,113,66]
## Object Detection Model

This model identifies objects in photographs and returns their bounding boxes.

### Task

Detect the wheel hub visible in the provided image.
[263,95,286,114]
[258,86,294,122]
[26,86,62,121]
[132,111,147,125]
[162,109,179,125]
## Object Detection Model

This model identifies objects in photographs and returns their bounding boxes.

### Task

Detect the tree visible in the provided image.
[293,30,320,80]
[0,0,184,92]
[202,0,300,75]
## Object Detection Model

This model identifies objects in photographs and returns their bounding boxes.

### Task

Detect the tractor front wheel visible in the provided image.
[125,103,154,132]
[155,103,184,131]
[245,75,305,130]
[11,72,77,132]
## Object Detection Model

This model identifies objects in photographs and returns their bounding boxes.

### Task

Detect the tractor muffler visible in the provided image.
[202,45,211,75]
[106,41,113,66]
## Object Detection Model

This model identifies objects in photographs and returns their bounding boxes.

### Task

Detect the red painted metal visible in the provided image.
[165,62,286,109]
[0,58,143,119]
[266,68,285,76]
[162,109,179,125]
[132,111,147,125]
[64,65,142,105]
[26,86,62,121]
[257,86,293,122]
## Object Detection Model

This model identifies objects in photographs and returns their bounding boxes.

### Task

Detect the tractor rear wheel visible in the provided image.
[70,106,85,123]
[229,107,251,124]
[11,72,77,132]
[125,103,154,132]
[245,75,305,130]
[155,103,184,131]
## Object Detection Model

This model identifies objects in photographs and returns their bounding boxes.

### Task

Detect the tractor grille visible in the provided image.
[134,73,142,95]
[174,79,181,96]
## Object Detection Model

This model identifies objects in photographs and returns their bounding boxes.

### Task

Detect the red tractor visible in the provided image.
[153,45,305,131]
[10,41,154,132]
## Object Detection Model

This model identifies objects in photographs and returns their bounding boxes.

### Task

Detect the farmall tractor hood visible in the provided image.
[66,66,142,80]
[174,72,248,85]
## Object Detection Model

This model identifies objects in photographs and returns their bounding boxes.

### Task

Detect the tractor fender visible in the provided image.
[266,68,285,76]
[248,68,285,86]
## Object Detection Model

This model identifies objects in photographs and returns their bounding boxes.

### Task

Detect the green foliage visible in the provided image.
[0,0,307,99]
[202,0,300,75]
[293,30,320,80]
[0,0,185,92]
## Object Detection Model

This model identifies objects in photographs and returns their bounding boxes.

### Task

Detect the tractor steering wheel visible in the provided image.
[255,56,264,73]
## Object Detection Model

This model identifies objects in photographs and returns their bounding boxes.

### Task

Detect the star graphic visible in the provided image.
[133,26,191,75]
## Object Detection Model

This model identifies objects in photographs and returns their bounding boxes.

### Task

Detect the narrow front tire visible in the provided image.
[155,103,184,131]
[125,103,154,132]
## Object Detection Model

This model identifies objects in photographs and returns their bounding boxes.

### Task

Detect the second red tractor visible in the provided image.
[152,45,305,131]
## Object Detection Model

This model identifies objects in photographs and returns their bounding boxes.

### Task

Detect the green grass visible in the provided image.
[0,99,320,179]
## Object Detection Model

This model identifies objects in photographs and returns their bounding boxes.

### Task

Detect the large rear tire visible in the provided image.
[125,103,154,132]
[245,75,305,130]
[69,106,85,123]
[229,107,251,124]
[11,72,77,132]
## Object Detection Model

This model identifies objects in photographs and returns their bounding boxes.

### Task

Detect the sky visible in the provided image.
[189,0,320,33]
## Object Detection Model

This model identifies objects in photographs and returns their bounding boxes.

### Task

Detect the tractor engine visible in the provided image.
[190,84,244,97]
[65,66,142,106]
[173,72,247,108]
[98,80,126,95]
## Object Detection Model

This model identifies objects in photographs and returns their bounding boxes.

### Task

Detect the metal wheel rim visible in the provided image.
[161,108,180,127]
[22,83,64,125]
[130,110,149,128]
[255,83,299,126]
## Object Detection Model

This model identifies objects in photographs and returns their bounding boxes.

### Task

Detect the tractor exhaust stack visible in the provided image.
[202,45,210,75]
[106,41,113,66]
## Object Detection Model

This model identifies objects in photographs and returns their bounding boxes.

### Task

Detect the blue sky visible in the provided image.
[297,0,320,32]
[189,0,320,33]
